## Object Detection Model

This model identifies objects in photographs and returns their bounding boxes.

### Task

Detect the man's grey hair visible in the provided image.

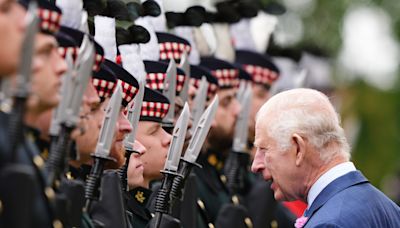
[256,88,351,163]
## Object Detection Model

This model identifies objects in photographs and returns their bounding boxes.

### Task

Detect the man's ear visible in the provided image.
[292,133,305,166]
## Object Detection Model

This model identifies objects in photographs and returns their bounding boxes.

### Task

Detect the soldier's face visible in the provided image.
[0,0,26,76]
[75,84,102,164]
[127,140,147,189]
[207,88,241,151]
[249,84,270,148]
[108,108,132,169]
[30,33,67,112]
[136,121,171,184]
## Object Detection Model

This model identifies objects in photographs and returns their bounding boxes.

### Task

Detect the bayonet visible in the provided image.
[236,80,247,103]
[94,83,123,158]
[46,38,95,188]
[191,76,208,130]
[62,36,95,127]
[124,77,145,151]
[153,103,191,228]
[225,85,253,195]
[178,50,190,104]
[164,103,190,172]
[232,84,252,153]
[162,59,177,127]
[165,96,219,214]
[8,1,38,160]
[85,83,123,211]
[49,53,74,137]
[183,96,218,164]
[294,68,307,88]
[119,77,145,192]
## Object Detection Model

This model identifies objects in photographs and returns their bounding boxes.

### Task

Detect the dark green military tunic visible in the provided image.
[0,111,56,227]
[125,187,153,228]
[194,150,231,225]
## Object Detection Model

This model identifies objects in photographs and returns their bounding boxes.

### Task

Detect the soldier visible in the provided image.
[195,57,242,224]
[0,1,66,227]
[125,87,172,227]
[235,49,299,228]
[143,59,187,125]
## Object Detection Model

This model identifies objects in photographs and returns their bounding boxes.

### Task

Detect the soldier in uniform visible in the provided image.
[195,57,242,225]
[125,87,172,228]
[0,1,66,227]
[235,49,298,228]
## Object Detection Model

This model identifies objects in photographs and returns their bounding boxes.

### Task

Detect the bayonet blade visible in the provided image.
[49,53,74,136]
[162,59,177,126]
[164,103,190,172]
[294,69,307,88]
[14,1,38,97]
[183,96,219,164]
[191,76,208,129]
[232,85,252,152]
[95,83,123,158]
[236,80,247,103]
[178,51,190,104]
[62,38,95,127]
[124,77,145,150]
[74,35,90,68]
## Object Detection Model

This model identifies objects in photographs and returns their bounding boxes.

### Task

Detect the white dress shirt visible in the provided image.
[307,162,356,209]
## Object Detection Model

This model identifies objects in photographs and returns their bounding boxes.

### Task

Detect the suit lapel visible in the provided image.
[304,171,369,225]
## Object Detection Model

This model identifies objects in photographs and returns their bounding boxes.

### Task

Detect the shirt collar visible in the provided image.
[307,161,356,209]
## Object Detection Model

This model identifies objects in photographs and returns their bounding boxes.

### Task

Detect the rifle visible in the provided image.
[152,103,190,228]
[119,78,145,192]
[45,37,95,188]
[8,2,38,161]
[85,83,123,211]
[224,83,253,195]
[169,96,218,205]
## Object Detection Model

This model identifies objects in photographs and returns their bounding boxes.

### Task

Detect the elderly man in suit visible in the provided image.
[252,88,400,227]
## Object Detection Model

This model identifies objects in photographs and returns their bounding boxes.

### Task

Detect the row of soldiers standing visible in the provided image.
[0,0,310,227]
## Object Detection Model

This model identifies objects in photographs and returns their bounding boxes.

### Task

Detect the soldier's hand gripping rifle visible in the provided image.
[85,83,123,211]
[8,2,38,161]
[169,96,219,206]
[152,103,191,228]
[118,78,145,192]
[45,37,95,188]
[224,83,253,195]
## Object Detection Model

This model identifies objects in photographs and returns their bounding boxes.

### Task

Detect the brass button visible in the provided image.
[220,175,227,184]
[271,219,278,228]
[208,223,215,228]
[244,217,253,228]
[66,172,73,180]
[197,199,205,210]
[0,200,3,214]
[232,195,240,205]
[53,219,63,228]
[45,187,55,200]
[33,155,44,168]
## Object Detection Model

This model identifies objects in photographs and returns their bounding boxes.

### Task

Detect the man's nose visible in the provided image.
[117,111,132,134]
[251,149,264,173]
